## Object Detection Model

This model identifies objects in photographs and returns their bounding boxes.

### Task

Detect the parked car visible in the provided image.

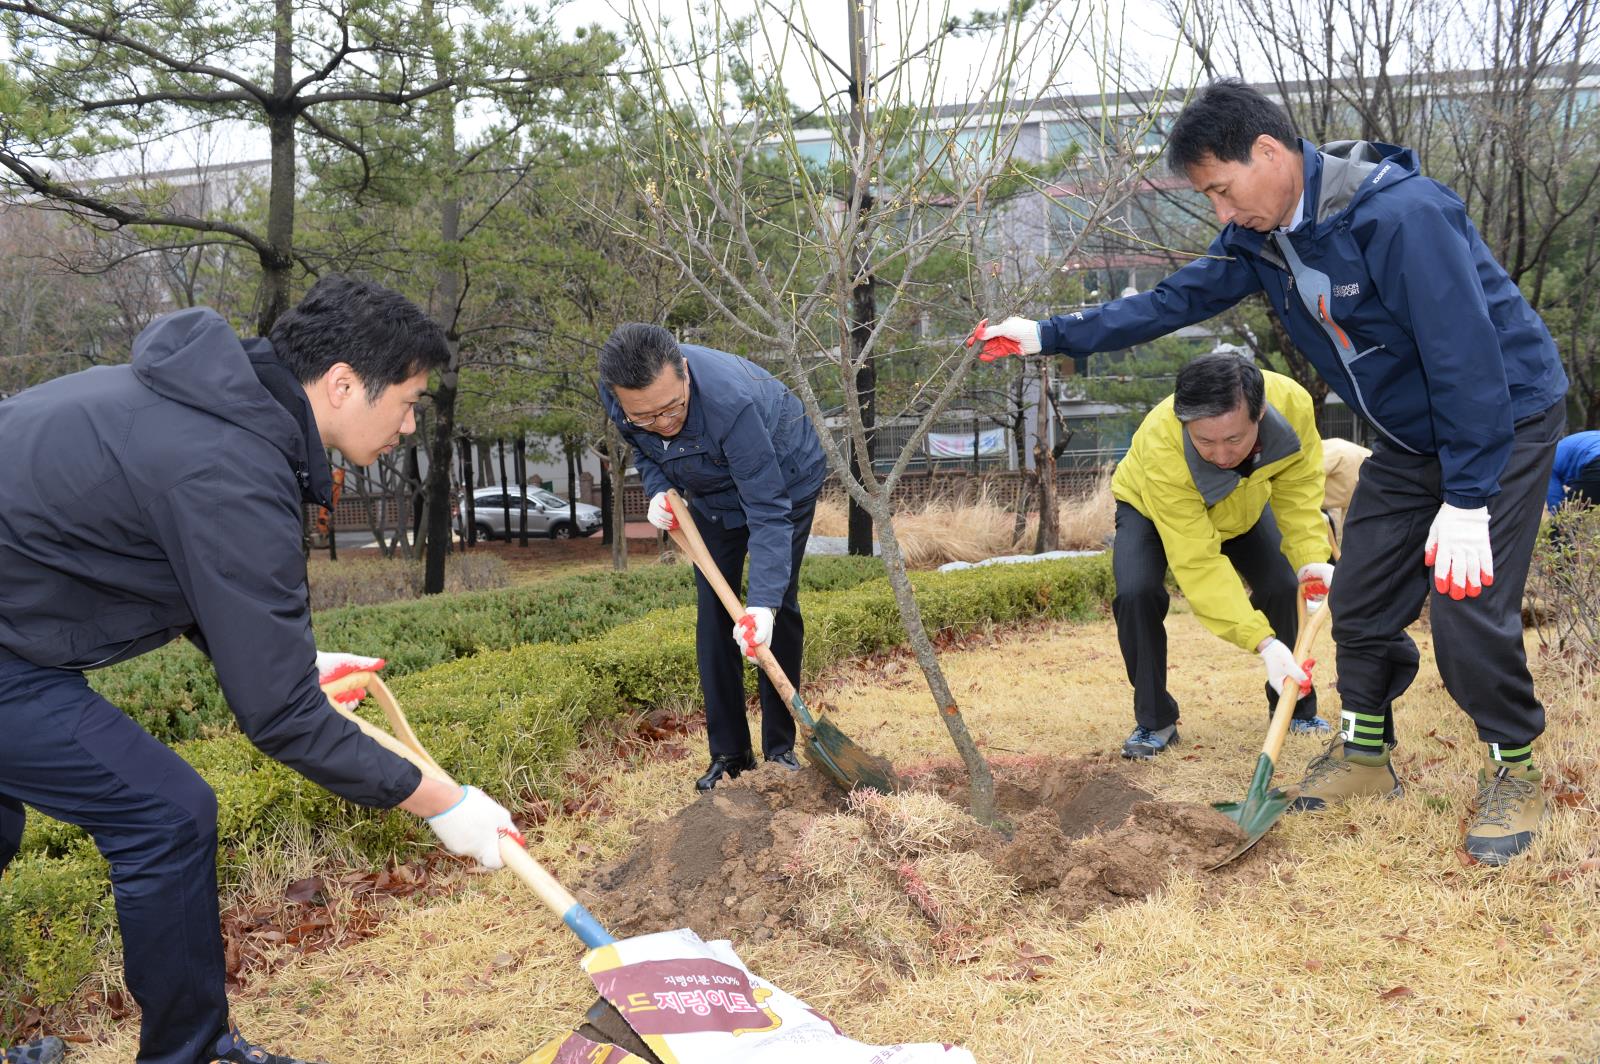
[456,486,603,540]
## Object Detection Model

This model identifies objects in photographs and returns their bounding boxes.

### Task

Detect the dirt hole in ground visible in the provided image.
[584,755,1250,968]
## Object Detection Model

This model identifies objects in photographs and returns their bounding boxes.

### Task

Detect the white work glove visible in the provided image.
[1258,637,1310,698]
[733,606,776,658]
[1424,502,1492,600]
[315,651,386,704]
[647,491,678,531]
[1296,562,1335,611]
[426,785,517,869]
[964,316,1042,362]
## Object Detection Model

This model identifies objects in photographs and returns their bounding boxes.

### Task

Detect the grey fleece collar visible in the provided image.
[1182,402,1302,506]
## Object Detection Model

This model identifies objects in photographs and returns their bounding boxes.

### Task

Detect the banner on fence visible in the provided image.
[926,429,1006,458]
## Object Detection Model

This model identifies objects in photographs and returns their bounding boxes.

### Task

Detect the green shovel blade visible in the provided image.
[1209,751,1293,869]
[789,693,904,795]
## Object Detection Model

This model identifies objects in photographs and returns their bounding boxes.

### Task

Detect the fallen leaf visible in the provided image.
[1379,985,1415,1001]
[1304,958,1324,973]
[1455,848,1478,868]
[284,876,324,905]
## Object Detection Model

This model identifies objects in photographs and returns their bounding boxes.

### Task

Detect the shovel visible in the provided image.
[1208,591,1332,869]
[664,489,904,794]
[319,670,667,1062]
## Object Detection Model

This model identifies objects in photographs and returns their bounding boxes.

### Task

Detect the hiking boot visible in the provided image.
[1289,716,1333,736]
[211,1026,326,1064]
[695,749,757,791]
[1121,723,1178,760]
[3,1036,64,1064]
[1464,758,1546,866]
[1288,739,1403,812]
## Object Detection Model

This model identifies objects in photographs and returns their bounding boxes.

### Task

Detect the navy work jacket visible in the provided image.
[0,308,421,808]
[600,345,826,607]
[1038,139,1568,508]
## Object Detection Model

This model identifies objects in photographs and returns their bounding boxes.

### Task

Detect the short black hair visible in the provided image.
[269,274,449,399]
[1167,79,1300,175]
[1173,353,1265,423]
[598,323,684,390]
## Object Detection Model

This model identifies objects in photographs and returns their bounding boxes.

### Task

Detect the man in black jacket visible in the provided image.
[0,276,515,1064]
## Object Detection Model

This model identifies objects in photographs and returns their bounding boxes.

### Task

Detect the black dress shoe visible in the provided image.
[695,749,757,791]
[765,750,801,771]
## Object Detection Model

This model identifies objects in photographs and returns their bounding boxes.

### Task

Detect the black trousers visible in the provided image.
[0,650,229,1064]
[1567,455,1600,507]
[1112,501,1316,730]
[693,492,817,759]
[1329,401,1563,748]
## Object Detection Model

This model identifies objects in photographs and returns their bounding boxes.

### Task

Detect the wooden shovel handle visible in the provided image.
[664,489,800,705]
[1259,594,1332,766]
[319,671,611,947]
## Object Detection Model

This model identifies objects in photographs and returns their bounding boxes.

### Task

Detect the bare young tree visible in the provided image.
[610,0,1177,820]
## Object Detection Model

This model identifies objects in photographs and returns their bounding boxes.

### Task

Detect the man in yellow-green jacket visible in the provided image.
[1111,353,1334,759]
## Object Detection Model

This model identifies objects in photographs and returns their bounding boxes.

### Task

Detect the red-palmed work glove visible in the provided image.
[964,316,1042,362]
[732,606,775,658]
[426,786,517,869]
[315,651,386,704]
[1296,562,1335,611]
[1424,502,1493,600]
[1258,637,1310,698]
[647,491,678,531]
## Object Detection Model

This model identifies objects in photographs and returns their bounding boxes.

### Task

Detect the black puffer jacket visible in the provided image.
[0,307,420,807]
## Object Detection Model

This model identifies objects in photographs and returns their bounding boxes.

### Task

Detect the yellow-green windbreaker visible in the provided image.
[1111,371,1330,651]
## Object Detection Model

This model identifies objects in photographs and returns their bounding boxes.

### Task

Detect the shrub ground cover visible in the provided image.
[90,555,886,743]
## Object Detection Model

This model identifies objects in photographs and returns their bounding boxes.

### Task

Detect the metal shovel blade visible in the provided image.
[790,693,905,795]
[1208,751,1294,869]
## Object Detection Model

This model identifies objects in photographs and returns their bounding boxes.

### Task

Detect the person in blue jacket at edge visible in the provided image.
[969,80,1568,866]
[1546,429,1600,513]
[598,323,828,792]
[0,277,518,1064]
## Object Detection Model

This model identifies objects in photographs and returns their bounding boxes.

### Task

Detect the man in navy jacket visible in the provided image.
[0,277,516,1063]
[599,324,827,791]
[971,80,1568,865]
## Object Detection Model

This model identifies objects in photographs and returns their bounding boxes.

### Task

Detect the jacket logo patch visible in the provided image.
[1372,163,1392,184]
[1333,282,1361,298]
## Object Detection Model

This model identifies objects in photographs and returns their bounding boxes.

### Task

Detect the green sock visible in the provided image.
[1487,741,1533,766]
[1340,709,1388,757]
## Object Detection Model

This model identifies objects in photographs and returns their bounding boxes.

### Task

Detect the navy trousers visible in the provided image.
[1329,401,1563,746]
[692,493,817,759]
[1112,501,1318,730]
[0,650,229,1064]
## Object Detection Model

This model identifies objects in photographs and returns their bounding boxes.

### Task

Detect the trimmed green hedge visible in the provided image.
[92,555,886,743]
[0,554,1111,1022]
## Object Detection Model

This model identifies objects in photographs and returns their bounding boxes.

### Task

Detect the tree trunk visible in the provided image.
[606,421,629,571]
[498,439,512,538]
[516,436,529,547]
[844,0,877,558]
[1034,361,1059,552]
[875,507,996,823]
[421,370,458,592]
[257,0,297,335]
[566,436,579,532]
[461,437,477,547]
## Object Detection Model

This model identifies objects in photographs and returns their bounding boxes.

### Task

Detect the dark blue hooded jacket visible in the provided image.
[600,345,826,607]
[1038,139,1568,508]
[0,307,421,808]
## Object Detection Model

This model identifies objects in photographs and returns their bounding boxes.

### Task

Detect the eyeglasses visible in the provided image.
[623,386,689,429]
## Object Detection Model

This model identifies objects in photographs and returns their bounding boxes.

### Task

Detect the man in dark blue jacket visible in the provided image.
[970,80,1568,865]
[598,324,827,791]
[0,276,516,1063]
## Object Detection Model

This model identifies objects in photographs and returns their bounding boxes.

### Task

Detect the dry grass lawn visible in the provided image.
[62,608,1600,1063]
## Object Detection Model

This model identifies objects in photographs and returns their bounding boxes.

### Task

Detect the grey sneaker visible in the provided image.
[1121,723,1179,760]
[3,1038,65,1064]
[1289,716,1334,735]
